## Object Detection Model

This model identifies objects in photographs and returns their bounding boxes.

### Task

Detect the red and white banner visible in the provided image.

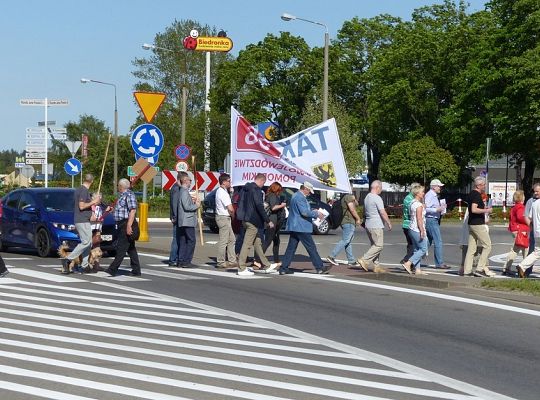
[82,134,88,159]
[162,170,220,192]
[230,107,349,192]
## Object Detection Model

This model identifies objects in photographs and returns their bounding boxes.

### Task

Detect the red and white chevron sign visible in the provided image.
[162,170,221,191]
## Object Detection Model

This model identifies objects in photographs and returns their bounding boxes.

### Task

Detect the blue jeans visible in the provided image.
[169,224,177,263]
[426,217,444,266]
[280,232,323,273]
[330,223,356,263]
[408,230,428,266]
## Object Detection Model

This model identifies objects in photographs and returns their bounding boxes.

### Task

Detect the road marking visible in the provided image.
[0,316,368,370]
[0,309,320,349]
[1,365,194,400]
[0,282,514,400]
[292,274,540,317]
[8,267,86,283]
[0,380,98,400]
[0,278,21,284]
[91,283,516,400]
[0,346,472,400]
[141,268,208,280]
[2,257,33,260]
[0,299,268,333]
[0,291,236,324]
[0,327,423,382]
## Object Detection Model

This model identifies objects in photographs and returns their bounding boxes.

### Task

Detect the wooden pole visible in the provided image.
[98,133,112,195]
[192,155,204,246]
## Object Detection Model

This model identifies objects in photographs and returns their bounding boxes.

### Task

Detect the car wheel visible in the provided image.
[314,219,330,235]
[36,229,52,257]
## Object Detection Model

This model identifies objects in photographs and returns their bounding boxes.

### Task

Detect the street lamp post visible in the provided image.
[142,43,188,145]
[281,13,329,121]
[80,78,118,190]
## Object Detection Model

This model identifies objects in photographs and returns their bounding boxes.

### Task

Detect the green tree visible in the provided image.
[366,1,484,174]
[332,14,402,183]
[0,149,23,176]
[132,20,232,171]
[380,136,459,186]
[211,32,320,138]
[50,114,128,194]
[486,0,540,191]
[295,91,364,176]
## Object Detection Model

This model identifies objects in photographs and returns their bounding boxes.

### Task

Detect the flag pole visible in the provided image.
[98,133,112,195]
[192,155,204,246]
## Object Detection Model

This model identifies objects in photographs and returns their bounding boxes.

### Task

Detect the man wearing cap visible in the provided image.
[278,181,332,275]
[424,179,449,269]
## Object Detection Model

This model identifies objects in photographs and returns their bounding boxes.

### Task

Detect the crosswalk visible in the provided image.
[0,273,513,399]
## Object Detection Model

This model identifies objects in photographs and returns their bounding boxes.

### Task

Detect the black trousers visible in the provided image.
[108,220,141,274]
[263,224,281,262]
[0,254,7,274]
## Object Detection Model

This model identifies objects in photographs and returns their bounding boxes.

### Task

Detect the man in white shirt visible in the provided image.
[517,183,540,278]
[215,173,237,268]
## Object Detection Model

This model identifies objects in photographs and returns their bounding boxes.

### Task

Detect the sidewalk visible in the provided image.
[135,232,540,307]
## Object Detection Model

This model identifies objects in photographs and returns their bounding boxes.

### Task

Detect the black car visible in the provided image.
[0,188,117,257]
[202,187,333,235]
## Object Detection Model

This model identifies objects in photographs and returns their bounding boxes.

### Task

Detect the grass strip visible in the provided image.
[481,279,540,297]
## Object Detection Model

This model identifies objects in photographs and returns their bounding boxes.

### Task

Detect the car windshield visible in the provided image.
[37,191,74,212]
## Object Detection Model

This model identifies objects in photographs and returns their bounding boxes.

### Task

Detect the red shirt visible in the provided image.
[509,202,527,232]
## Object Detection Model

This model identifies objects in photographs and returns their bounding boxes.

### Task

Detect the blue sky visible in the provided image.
[1,0,487,155]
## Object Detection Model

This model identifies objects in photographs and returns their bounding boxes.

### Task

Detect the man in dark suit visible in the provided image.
[168,173,183,266]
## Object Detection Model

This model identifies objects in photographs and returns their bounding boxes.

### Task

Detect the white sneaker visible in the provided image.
[237,269,255,276]
[265,263,279,273]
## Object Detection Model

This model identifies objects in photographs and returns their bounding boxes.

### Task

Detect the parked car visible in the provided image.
[202,187,333,235]
[0,188,117,257]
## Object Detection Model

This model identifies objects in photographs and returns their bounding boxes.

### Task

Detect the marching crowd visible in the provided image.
[0,171,537,280]
[167,172,540,278]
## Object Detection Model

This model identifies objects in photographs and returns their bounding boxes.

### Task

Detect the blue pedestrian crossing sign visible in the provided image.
[64,158,81,176]
[131,123,164,159]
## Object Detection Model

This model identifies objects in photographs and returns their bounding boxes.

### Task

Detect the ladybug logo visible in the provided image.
[183,29,199,50]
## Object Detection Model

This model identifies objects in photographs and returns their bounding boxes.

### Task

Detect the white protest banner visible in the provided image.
[230,107,349,192]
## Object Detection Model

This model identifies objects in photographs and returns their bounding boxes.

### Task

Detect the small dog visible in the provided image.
[58,242,103,273]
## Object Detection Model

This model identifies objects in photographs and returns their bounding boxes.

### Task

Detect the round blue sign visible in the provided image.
[64,158,81,176]
[175,144,191,160]
[131,123,164,158]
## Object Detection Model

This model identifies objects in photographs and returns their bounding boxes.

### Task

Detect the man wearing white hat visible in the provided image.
[424,178,450,269]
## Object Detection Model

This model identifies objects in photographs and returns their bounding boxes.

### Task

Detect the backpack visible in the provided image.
[235,189,246,221]
[330,194,346,229]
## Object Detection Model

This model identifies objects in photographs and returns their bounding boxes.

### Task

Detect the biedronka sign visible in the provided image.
[230,107,350,193]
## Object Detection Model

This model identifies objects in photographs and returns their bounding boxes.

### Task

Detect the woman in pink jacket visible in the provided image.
[503,190,528,275]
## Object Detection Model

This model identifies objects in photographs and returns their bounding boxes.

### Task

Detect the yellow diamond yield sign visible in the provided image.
[133,92,166,123]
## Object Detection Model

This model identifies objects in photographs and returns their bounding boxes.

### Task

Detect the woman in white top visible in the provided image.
[401,185,428,275]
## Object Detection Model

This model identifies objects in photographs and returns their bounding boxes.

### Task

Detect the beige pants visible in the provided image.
[504,232,527,271]
[238,222,270,271]
[463,225,491,275]
[216,215,236,266]
[519,245,539,270]
[362,228,384,265]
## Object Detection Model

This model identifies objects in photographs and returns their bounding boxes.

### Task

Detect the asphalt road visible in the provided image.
[0,222,538,399]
